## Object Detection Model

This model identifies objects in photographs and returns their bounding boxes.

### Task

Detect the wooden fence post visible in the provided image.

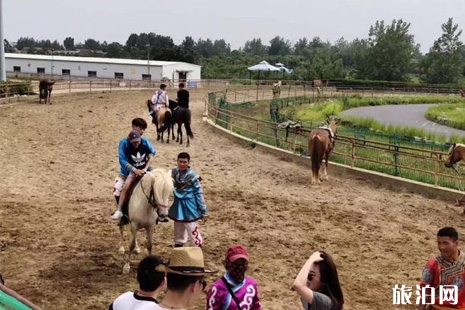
[69,81,72,93]
[89,81,92,92]
[351,139,356,167]
[434,153,439,186]
[256,120,260,139]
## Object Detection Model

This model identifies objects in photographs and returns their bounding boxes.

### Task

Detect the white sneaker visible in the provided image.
[111,210,123,220]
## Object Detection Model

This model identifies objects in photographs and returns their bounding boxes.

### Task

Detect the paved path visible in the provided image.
[340,103,465,138]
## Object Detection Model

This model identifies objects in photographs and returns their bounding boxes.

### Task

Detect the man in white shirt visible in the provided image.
[109,255,166,310]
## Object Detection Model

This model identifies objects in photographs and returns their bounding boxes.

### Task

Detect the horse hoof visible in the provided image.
[118,246,125,254]
[122,263,130,274]
[133,247,141,254]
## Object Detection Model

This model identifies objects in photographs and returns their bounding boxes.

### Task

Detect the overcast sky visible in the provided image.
[3,0,465,54]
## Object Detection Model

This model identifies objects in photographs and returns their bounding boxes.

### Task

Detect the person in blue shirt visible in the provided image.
[169,152,208,247]
[111,124,156,221]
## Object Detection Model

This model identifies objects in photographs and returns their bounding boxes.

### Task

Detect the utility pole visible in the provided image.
[146,44,150,80]
[0,0,6,82]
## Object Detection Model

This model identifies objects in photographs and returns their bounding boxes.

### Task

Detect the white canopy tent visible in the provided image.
[247,60,282,72]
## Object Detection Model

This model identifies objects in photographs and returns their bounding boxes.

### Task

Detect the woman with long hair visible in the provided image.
[293,251,344,310]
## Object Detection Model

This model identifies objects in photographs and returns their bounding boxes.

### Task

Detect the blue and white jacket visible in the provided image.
[168,168,207,222]
[118,136,156,177]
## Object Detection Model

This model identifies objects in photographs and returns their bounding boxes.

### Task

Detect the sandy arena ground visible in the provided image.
[0,89,464,310]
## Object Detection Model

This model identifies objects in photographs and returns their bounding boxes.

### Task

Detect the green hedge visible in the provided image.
[0,81,34,97]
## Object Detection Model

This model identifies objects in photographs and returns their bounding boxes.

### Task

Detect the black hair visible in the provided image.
[177,152,190,161]
[179,83,185,88]
[160,84,167,89]
[438,227,459,241]
[166,273,203,292]
[132,118,148,130]
[316,251,344,310]
[137,256,165,292]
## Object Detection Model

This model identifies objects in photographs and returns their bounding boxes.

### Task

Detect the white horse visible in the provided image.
[272,81,282,99]
[119,168,174,274]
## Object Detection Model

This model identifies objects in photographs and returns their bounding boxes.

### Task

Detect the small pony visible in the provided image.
[444,143,465,207]
[118,168,174,274]
[308,118,338,185]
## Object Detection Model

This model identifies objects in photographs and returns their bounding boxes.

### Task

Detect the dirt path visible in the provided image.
[0,90,464,310]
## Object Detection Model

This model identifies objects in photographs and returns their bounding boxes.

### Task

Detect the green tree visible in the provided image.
[243,38,267,55]
[366,19,416,81]
[63,37,75,50]
[84,38,101,50]
[423,18,464,84]
[268,36,292,56]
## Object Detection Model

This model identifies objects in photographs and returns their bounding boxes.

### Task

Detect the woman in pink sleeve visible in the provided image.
[206,244,262,310]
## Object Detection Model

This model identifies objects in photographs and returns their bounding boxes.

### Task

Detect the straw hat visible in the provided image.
[156,247,218,276]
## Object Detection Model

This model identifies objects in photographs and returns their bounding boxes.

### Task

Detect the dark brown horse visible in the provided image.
[39,79,55,104]
[308,119,338,184]
[444,143,465,207]
[169,99,193,147]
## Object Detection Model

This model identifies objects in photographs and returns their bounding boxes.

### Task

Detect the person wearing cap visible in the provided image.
[206,244,262,310]
[112,118,152,205]
[155,247,218,310]
[169,152,208,247]
[111,128,156,221]
[109,255,166,310]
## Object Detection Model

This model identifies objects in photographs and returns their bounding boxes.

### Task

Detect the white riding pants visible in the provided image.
[174,221,203,246]
[112,175,126,197]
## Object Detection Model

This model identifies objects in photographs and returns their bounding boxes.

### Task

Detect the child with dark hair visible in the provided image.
[293,251,344,310]
[109,255,166,309]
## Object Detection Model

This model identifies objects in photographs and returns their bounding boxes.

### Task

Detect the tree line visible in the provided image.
[5,18,465,85]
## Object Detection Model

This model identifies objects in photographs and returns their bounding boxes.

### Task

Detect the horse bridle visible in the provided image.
[141,173,168,209]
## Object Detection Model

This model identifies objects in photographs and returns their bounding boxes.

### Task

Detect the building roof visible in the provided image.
[5,53,200,67]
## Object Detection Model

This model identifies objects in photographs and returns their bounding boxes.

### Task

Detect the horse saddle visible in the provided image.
[118,175,143,226]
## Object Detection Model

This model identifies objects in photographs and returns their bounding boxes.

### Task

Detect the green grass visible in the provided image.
[425,103,465,133]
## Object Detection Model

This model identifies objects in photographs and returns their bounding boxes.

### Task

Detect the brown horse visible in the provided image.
[39,79,55,104]
[147,100,172,143]
[308,119,338,184]
[444,143,465,207]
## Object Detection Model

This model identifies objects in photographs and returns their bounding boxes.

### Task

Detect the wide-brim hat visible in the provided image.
[156,247,218,276]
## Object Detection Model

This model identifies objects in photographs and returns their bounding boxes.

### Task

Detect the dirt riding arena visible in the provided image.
[1,89,464,310]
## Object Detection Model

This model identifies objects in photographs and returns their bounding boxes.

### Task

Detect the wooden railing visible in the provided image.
[205,100,465,191]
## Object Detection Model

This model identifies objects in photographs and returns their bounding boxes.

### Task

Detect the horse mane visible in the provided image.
[449,143,465,154]
[150,168,174,201]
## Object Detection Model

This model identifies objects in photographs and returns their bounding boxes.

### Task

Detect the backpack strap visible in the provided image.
[221,276,242,309]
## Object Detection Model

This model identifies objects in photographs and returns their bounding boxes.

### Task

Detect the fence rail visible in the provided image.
[205,96,465,191]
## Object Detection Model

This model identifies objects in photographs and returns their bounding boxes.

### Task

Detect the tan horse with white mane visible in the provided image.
[308,118,338,184]
[119,168,174,273]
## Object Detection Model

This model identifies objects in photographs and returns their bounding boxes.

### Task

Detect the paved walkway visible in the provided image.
[340,103,465,138]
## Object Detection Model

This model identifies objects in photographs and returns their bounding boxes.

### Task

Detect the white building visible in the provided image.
[5,53,201,81]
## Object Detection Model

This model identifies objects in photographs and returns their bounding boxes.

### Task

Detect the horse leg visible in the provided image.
[123,224,137,274]
[133,238,141,254]
[119,225,125,254]
[146,225,154,256]
[186,129,190,147]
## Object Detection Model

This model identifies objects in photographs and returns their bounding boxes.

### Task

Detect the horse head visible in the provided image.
[326,116,339,135]
[143,168,174,217]
[445,143,465,168]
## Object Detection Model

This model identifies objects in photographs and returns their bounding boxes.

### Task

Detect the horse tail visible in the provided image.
[185,109,193,139]
[310,134,324,180]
